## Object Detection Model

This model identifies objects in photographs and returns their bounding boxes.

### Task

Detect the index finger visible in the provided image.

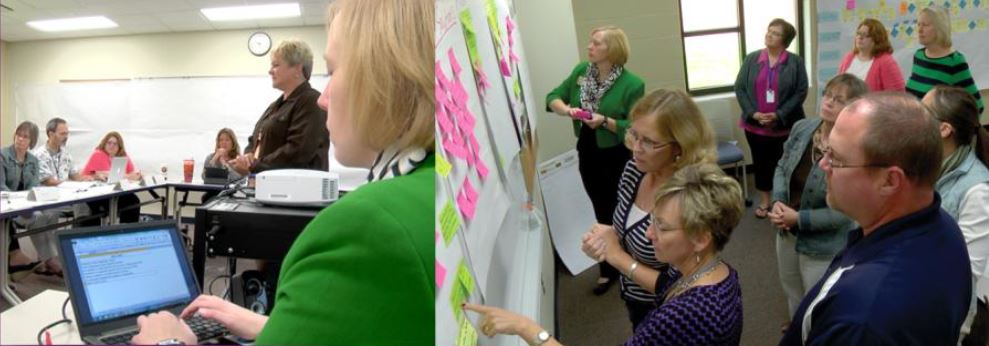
[462,303,494,314]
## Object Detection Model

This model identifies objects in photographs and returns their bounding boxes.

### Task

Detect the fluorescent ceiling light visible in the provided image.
[201,3,301,21]
[26,16,118,32]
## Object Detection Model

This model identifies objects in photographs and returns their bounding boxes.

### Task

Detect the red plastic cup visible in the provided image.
[183,159,194,182]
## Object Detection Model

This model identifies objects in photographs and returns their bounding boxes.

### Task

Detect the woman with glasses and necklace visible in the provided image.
[768,74,868,333]
[546,25,645,295]
[466,163,745,345]
[579,89,717,329]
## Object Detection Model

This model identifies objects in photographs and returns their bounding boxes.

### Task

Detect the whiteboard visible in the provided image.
[816,0,989,91]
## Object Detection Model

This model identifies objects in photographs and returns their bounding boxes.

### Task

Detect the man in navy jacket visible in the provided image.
[780,93,971,345]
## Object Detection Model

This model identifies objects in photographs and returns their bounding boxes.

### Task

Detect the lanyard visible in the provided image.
[766,62,779,92]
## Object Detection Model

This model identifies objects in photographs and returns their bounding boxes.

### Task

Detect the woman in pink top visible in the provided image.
[82,131,142,181]
[838,18,905,92]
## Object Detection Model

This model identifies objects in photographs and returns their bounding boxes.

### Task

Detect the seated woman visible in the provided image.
[467,163,745,345]
[132,0,434,344]
[1,121,57,279]
[922,85,989,345]
[769,74,868,330]
[80,131,142,225]
[580,88,717,329]
[203,128,243,181]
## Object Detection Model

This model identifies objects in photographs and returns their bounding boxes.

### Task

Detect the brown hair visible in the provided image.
[853,18,894,56]
[925,86,989,166]
[326,0,434,152]
[653,163,743,251]
[215,128,241,160]
[590,25,631,66]
[769,18,797,48]
[627,89,717,170]
[851,93,943,186]
[96,131,128,157]
[824,73,869,103]
[14,121,39,149]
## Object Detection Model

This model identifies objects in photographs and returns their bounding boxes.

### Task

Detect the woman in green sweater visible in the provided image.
[906,6,984,114]
[132,0,435,344]
[546,25,645,295]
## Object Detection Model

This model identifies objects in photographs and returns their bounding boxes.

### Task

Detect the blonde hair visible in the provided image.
[627,89,717,170]
[920,6,952,47]
[96,131,127,157]
[591,26,630,66]
[273,39,315,81]
[326,0,434,152]
[654,163,743,251]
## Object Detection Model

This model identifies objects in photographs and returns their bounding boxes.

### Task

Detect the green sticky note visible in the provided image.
[450,280,467,321]
[440,200,461,246]
[457,315,479,346]
[437,154,453,177]
[458,261,475,295]
[459,9,482,66]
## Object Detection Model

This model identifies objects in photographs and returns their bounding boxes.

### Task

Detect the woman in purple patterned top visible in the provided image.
[465,163,745,345]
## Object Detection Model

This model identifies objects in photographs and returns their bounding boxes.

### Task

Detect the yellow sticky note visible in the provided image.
[450,281,467,320]
[458,261,476,294]
[440,200,461,246]
[437,154,453,177]
[978,19,987,30]
[457,315,479,346]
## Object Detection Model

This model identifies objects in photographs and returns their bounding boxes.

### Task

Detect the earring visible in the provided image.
[675,155,681,162]
[695,253,700,264]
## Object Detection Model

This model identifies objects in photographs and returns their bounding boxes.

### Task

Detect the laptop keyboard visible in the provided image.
[98,315,228,345]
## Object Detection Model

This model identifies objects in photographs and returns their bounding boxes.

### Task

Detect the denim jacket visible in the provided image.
[771,118,856,257]
[1,145,41,192]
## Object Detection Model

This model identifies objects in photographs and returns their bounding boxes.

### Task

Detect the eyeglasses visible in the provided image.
[648,214,683,233]
[625,129,675,152]
[820,147,889,169]
[821,91,848,106]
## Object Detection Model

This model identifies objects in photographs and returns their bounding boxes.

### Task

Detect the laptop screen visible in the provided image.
[59,223,199,326]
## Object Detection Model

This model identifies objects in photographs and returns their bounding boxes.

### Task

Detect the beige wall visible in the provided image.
[1,40,9,147]
[0,26,326,147]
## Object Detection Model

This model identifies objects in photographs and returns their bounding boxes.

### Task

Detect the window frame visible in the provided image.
[677,0,805,96]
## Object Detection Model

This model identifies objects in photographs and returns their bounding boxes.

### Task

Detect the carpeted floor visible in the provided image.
[555,201,791,345]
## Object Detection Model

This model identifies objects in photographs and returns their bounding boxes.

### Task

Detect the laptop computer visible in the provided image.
[106,157,129,184]
[202,167,230,185]
[57,220,228,344]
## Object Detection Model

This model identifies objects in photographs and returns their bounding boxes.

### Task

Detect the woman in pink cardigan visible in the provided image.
[838,18,905,92]
[81,131,142,181]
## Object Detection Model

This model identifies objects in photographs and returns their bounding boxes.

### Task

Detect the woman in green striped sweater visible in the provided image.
[906,6,984,114]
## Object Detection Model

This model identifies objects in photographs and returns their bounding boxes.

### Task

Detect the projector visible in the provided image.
[255,169,339,207]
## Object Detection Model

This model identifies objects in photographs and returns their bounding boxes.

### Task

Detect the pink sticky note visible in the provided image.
[456,189,476,220]
[846,0,855,10]
[436,261,447,289]
[436,103,455,133]
[462,177,478,202]
[506,16,515,47]
[435,61,450,91]
[458,107,476,129]
[475,159,489,180]
[499,58,511,76]
[475,68,491,94]
[447,48,462,77]
[509,50,520,64]
[444,138,470,159]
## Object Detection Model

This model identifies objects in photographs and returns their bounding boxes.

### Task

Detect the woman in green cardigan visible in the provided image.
[546,25,645,295]
[132,0,435,344]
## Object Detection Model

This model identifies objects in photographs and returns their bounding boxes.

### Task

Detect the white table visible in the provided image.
[0,289,83,345]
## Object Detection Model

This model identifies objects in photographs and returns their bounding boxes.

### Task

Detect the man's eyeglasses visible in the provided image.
[820,147,890,169]
[625,129,675,152]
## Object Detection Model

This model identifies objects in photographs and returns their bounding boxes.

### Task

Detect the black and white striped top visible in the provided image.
[614,160,668,303]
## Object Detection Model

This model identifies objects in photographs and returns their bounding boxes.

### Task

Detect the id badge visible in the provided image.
[766,89,776,104]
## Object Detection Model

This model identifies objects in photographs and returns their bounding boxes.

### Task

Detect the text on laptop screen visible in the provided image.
[70,229,193,322]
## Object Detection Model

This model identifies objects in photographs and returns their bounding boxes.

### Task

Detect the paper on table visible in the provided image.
[57,181,98,190]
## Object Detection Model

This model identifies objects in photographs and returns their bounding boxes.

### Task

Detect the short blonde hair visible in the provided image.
[273,39,314,81]
[326,0,434,152]
[591,26,630,66]
[627,89,717,170]
[920,6,952,47]
[654,163,743,251]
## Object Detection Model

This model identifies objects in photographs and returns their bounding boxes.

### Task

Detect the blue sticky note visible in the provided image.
[818,11,840,22]
[819,32,841,42]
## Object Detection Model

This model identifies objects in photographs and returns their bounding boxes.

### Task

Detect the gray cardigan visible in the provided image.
[771,118,856,257]
[734,49,808,129]
[1,145,41,192]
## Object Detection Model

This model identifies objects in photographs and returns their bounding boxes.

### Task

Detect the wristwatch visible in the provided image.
[157,338,186,345]
[534,330,551,346]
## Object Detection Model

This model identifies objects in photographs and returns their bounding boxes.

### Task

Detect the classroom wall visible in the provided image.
[0,26,327,148]
[1,40,10,147]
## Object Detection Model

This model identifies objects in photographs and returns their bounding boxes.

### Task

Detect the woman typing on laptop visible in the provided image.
[133,0,434,344]
[80,131,142,225]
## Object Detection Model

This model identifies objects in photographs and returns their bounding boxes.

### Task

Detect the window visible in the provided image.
[678,0,803,95]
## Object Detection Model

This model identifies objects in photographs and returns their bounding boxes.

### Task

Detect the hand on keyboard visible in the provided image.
[131,311,197,345]
[181,295,269,340]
